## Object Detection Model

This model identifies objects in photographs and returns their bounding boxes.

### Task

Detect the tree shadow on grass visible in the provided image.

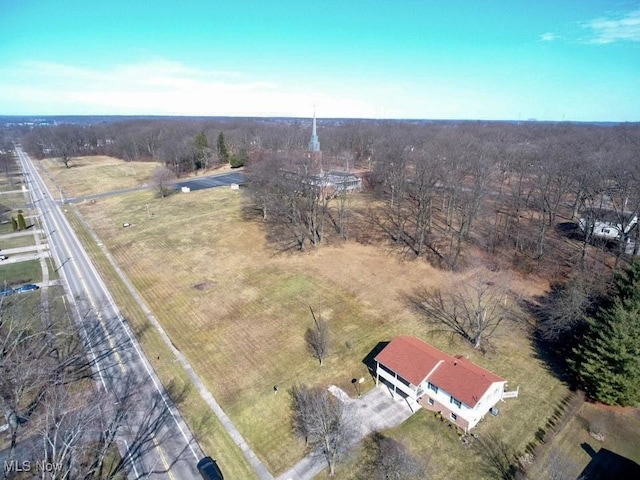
[519,295,576,387]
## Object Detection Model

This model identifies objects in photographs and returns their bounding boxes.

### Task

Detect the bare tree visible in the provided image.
[151,166,176,198]
[402,146,442,259]
[51,125,85,168]
[0,297,132,479]
[366,433,427,480]
[246,153,281,221]
[409,271,515,350]
[305,307,329,366]
[373,139,410,248]
[536,275,600,343]
[471,433,518,480]
[289,384,351,476]
[543,449,583,480]
[247,154,336,250]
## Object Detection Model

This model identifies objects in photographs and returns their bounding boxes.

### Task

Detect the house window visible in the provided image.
[450,397,462,408]
[427,397,435,406]
[450,412,457,421]
[428,382,438,394]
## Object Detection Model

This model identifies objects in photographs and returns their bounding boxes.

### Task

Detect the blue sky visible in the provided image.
[0,0,639,120]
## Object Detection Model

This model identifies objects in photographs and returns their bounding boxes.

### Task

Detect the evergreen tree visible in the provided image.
[570,261,640,406]
[17,212,27,231]
[613,261,640,303]
[11,216,18,231]
[216,132,230,164]
[194,131,211,170]
[230,148,248,168]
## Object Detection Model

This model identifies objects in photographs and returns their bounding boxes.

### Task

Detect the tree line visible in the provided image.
[22,118,640,270]
[243,121,640,274]
[19,117,321,175]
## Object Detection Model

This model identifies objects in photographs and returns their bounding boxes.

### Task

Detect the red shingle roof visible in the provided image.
[374,336,505,408]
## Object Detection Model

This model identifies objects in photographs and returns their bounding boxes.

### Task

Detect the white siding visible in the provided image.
[419,379,506,429]
[376,364,418,400]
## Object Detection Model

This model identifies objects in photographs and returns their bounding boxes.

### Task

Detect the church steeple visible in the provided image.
[308,108,320,152]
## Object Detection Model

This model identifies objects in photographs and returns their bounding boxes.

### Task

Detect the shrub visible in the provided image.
[17,213,27,230]
[230,149,248,168]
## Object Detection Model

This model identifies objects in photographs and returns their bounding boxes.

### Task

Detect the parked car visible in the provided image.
[15,284,40,293]
[0,255,8,260]
[197,456,223,480]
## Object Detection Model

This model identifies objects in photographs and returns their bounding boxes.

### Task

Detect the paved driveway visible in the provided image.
[277,385,416,480]
[333,384,416,436]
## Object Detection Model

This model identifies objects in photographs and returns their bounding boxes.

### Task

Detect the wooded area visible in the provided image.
[17,117,640,402]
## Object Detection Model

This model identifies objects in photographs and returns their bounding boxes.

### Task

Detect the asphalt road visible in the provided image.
[15,146,203,479]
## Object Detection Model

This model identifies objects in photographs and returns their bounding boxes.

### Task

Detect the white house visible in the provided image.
[375,336,509,432]
[578,210,638,241]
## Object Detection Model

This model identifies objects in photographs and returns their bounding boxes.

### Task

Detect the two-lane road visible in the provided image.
[16,146,203,479]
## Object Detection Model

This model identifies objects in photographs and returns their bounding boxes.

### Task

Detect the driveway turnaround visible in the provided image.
[277,385,415,480]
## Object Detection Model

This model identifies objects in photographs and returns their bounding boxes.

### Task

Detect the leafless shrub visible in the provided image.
[365,433,427,480]
[305,306,329,366]
[151,166,176,198]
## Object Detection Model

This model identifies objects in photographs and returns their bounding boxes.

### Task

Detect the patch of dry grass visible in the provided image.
[527,402,640,480]
[41,156,157,198]
[64,206,258,479]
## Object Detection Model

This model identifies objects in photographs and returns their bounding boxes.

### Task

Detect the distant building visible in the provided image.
[281,111,362,194]
[308,109,320,153]
[579,209,638,241]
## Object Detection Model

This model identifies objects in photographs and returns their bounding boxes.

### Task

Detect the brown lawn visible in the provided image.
[40,156,157,198]
[68,184,572,477]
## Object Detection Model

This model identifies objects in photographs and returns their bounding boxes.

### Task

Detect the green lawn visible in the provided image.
[0,259,42,286]
[0,192,30,210]
[0,233,37,249]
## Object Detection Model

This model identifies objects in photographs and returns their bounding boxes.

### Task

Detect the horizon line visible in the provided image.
[1,114,637,125]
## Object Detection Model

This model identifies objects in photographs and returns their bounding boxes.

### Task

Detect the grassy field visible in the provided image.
[0,233,37,249]
[527,402,640,479]
[0,192,30,210]
[41,156,157,198]
[69,182,573,477]
[0,259,42,286]
[64,207,258,479]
